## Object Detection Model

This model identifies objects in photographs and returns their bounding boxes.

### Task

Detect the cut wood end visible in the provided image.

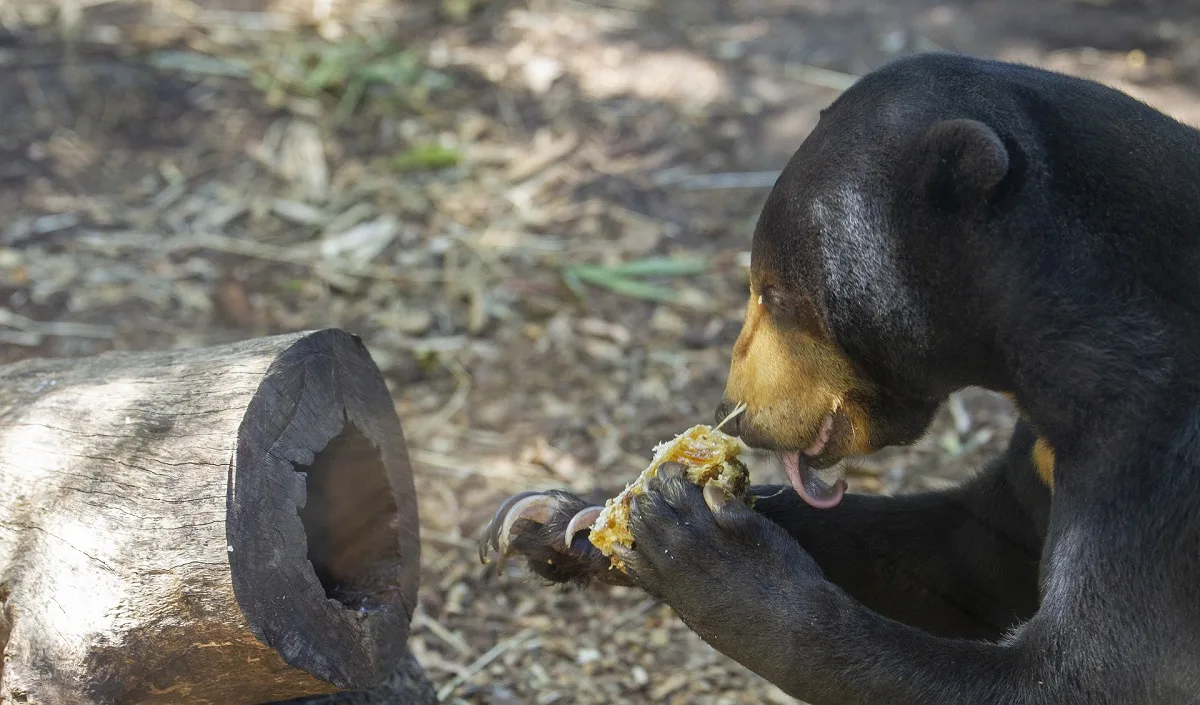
[229,329,420,690]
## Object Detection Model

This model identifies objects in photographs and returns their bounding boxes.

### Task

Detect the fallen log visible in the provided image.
[0,328,426,704]
[267,651,437,705]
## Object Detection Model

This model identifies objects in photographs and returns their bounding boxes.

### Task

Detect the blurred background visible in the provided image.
[1,0,1196,702]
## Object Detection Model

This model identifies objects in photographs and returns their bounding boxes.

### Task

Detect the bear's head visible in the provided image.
[717,54,1023,505]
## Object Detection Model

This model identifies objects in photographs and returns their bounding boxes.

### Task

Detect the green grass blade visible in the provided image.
[570,268,678,303]
[393,145,460,172]
[571,256,708,279]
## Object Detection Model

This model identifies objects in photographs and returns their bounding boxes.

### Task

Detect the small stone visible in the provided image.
[398,309,433,335]
[631,666,650,687]
[583,339,623,363]
[676,287,715,311]
[879,29,907,54]
[0,248,24,268]
[476,399,509,428]
[524,57,564,94]
[650,672,689,700]
[649,307,686,336]
[715,40,745,60]
[443,582,468,615]
[577,317,631,346]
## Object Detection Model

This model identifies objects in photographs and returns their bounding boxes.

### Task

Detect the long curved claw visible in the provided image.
[564,506,604,550]
[498,494,561,557]
[703,483,731,512]
[479,491,540,565]
[478,492,562,571]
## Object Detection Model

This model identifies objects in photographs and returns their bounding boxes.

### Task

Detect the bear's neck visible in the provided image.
[1001,307,1199,472]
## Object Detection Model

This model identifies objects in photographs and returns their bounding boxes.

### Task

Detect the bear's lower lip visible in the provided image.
[804,413,835,457]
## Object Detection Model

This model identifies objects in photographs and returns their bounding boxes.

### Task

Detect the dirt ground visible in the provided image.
[4,1,1200,703]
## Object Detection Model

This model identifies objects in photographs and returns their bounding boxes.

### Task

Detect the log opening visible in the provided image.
[228,329,420,693]
[297,422,403,611]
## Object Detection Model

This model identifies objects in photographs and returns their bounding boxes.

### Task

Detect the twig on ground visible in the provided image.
[414,610,475,657]
[410,450,543,481]
[652,170,781,190]
[0,309,116,341]
[76,230,443,285]
[601,598,659,636]
[420,529,479,552]
[410,355,472,437]
[783,63,862,91]
[436,628,537,701]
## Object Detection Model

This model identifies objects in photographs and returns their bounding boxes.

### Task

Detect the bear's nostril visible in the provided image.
[714,401,742,436]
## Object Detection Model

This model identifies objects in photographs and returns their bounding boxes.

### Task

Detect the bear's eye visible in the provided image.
[758,285,783,314]
[758,285,820,333]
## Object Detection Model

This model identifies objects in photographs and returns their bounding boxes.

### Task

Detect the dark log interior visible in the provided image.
[298,422,404,611]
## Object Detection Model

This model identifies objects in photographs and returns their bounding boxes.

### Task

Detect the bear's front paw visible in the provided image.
[621,467,824,618]
[478,489,632,587]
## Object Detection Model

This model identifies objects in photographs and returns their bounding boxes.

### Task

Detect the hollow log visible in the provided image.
[0,328,426,704]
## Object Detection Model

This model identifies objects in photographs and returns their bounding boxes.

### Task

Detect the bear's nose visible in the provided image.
[713,400,743,436]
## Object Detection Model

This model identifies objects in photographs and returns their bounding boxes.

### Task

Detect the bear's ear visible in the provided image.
[914,119,1009,209]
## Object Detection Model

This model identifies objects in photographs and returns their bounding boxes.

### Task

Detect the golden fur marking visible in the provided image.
[1032,436,1055,491]
[724,291,875,455]
[1002,392,1055,492]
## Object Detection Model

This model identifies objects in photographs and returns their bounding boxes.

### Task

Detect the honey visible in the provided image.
[588,425,750,572]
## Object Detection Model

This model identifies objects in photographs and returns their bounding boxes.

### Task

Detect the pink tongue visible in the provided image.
[782,452,846,509]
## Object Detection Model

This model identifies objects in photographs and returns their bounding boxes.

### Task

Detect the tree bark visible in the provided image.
[0,328,426,705]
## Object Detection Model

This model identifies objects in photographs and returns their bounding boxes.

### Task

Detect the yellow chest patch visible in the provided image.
[1032,436,1055,491]
[1000,393,1055,492]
